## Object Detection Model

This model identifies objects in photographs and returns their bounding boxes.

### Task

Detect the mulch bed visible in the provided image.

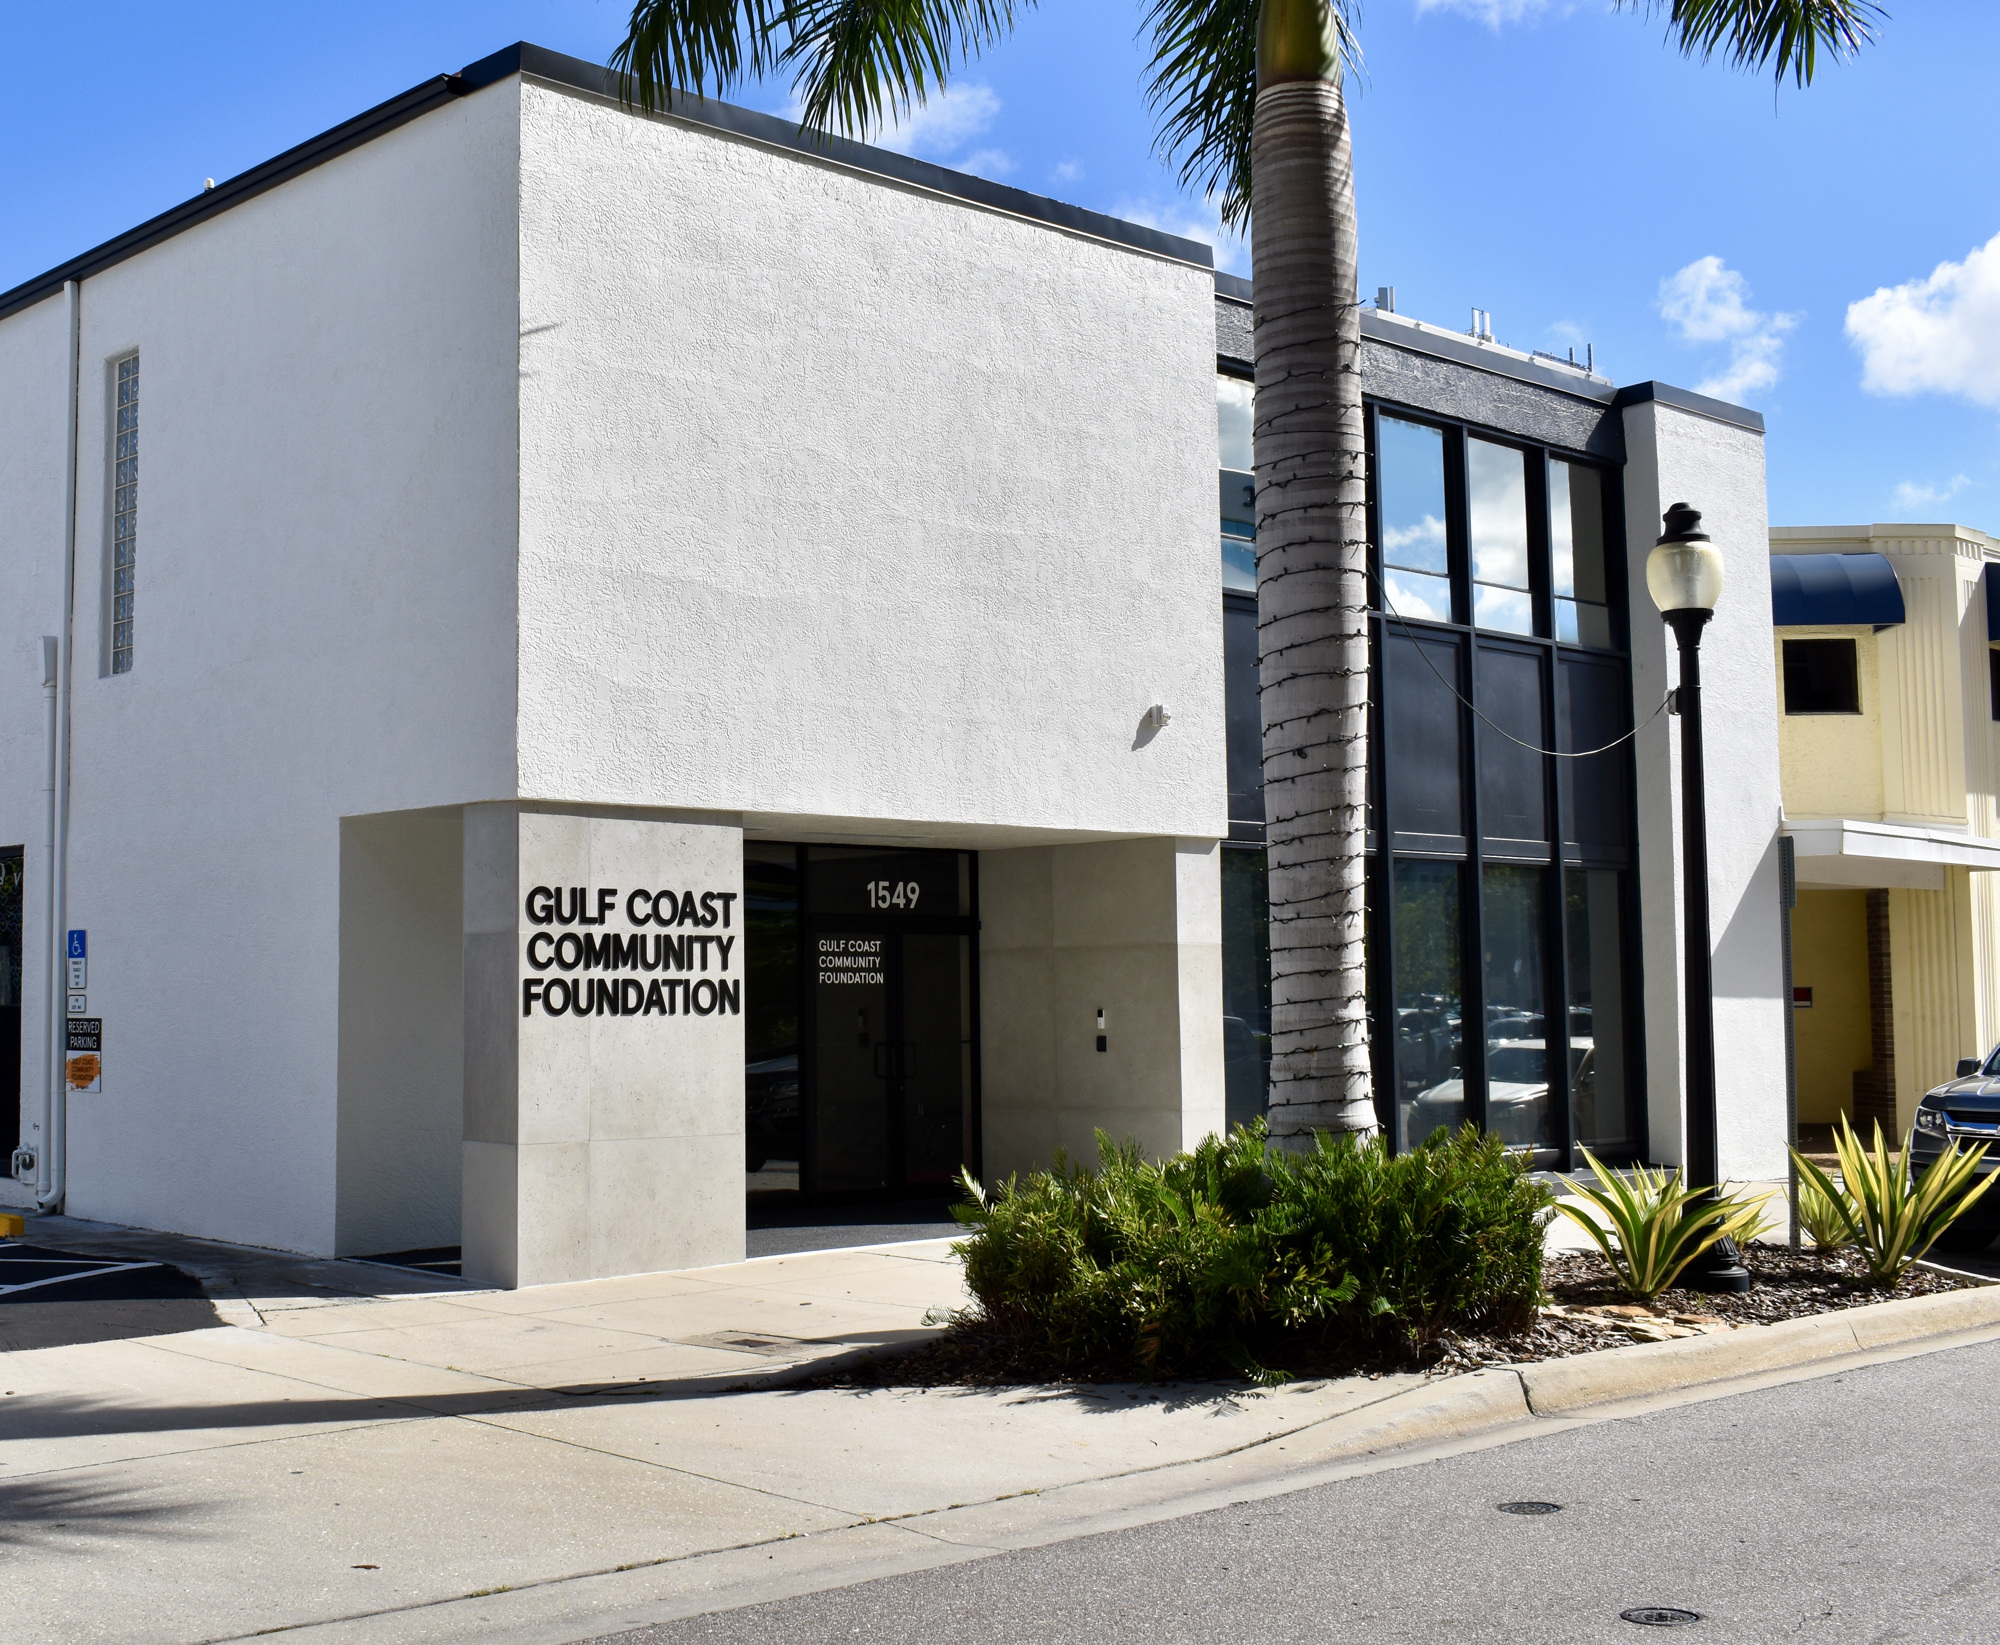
[801,1244,1984,1391]
[1430,1244,1978,1374]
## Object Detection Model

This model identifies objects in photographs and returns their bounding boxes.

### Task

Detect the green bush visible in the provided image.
[950,1121,1552,1381]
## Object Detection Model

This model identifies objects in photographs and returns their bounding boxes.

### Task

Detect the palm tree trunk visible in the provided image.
[1252,0,1375,1144]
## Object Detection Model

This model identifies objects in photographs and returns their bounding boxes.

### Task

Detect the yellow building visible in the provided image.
[1773,524,2000,1139]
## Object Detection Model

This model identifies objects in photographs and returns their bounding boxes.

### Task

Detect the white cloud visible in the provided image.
[1847,231,2000,407]
[1658,256,1796,404]
[1051,159,1084,185]
[1892,474,1972,511]
[1113,195,1248,275]
[871,83,1002,158]
[1413,0,1555,25]
[776,81,1004,172]
[958,148,1016,180]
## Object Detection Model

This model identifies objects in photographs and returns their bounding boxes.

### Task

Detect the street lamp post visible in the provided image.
[1647,502,1750,1294]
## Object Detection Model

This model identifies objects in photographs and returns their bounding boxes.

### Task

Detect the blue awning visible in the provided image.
[1770,553,1905,628]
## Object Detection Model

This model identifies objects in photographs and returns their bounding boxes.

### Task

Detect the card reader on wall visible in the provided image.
[1096,1008,1106,1054]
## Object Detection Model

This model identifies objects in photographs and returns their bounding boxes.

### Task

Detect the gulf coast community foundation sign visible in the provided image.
[519,883,741,1020]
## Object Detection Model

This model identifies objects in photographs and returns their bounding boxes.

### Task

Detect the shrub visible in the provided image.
[950,1122,1552,1381]
[1552,1151,1773,1300]
[1791,1116,1996,1286]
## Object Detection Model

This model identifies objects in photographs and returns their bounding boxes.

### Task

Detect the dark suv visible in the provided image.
[1912,1049,2000,1251]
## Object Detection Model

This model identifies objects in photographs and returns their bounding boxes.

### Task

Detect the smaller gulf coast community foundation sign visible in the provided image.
[520,884,742,1019]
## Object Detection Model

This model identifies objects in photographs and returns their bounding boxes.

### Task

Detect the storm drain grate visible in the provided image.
[1621,1607,1702,1627]
[1496,1501,1562,1515]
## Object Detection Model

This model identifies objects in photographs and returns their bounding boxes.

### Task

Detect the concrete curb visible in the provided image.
[1514,1283,2000,1418]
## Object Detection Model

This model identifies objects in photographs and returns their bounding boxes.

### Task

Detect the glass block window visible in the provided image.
[111,354,139,674]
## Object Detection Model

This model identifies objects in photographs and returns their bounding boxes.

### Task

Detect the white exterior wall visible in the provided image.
[1622,399,1788,1181]
[0,296,71,1208]
[0,87,522,1250]
[511,79,1224,845]
[0,67,1228,1261]
[978,837,1224,1177]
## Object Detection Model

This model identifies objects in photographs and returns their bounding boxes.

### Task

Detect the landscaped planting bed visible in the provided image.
[800,1118,2000,1390]
[812,1242,1982,1389]
[1430,1243,1980,1373]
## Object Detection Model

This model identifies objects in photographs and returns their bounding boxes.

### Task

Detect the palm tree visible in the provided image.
[611,0,1884,1146]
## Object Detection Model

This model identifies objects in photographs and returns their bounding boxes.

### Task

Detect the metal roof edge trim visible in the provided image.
[0,40,1211,326]
[1613,379,1765,435]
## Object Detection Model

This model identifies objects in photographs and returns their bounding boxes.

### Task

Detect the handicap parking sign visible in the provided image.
[67,929,86,959]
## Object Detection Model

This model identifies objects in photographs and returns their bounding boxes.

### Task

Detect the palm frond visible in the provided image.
[1621,0,1886,87]
[611,0,785,114]
[612,0,1029,139]
[781,0,1028,140]
[1141,0,1360,231]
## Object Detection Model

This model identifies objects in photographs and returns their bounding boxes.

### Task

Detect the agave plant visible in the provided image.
[1794,1172,1855,1252]
[1554,1150,1774,1302]
[1790,1117,1995,1286]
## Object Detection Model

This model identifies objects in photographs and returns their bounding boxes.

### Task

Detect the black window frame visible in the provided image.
[1361,397,1645,1169]
[1781,637,1862,716]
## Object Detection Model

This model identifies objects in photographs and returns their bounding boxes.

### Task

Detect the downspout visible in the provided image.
[38,277,80,1214]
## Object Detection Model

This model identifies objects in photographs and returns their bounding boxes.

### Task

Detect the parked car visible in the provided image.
[1912,1047,2000,1249]
[1400,1039,1588,1152]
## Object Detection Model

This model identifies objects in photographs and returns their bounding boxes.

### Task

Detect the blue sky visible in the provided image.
[5,2,1996,530]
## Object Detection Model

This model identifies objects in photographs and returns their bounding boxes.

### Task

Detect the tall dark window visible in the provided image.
[1782,638,1860,714]
[1213,378,1640,1161]
[1365,405,1641,1164]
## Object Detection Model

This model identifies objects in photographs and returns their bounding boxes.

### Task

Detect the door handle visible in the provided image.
[872,1041,890,1080]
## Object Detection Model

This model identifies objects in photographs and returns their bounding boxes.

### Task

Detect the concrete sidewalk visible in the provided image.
[0,1184,1874,1645]
[0,1227,1445,1645]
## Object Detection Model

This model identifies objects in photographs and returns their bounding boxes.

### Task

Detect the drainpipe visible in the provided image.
[38,278,80,1215]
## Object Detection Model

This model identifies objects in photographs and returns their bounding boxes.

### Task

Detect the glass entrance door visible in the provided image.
[747,844,978,1204]
[809,927,972,1193]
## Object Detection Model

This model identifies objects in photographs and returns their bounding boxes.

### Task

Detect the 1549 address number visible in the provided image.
[865,879,922,910]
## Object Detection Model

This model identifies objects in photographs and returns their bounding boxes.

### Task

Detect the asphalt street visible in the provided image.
[589,1337,2000,1645]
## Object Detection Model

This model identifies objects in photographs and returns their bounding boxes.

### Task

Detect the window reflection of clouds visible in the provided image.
[1549,462,1576,596]
[1385,568,1452,623]
[1383,513,1446,569]
[1473,585,1532,634]
[1550,460,1611,646]
[1468,439,1529,590]
[1378,416,1448,577]
[1217,377,1254,472]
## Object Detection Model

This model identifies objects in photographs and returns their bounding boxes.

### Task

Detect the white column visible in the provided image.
[1622,396,1787,1181]
[461,803,745,1287]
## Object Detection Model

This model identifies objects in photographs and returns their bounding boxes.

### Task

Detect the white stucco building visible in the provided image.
[0,43,1790,1285]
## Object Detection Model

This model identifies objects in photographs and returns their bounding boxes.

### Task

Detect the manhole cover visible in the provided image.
[1497,1501,1562,1515]
[1621,1608,1702,1627]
